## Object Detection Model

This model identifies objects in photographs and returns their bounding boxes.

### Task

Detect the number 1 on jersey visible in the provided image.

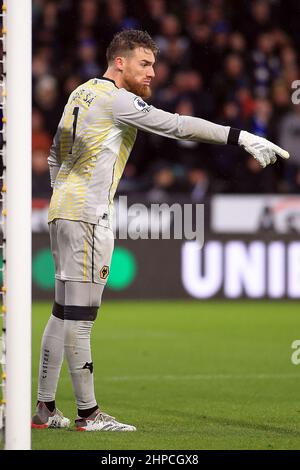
[70,106,79,153]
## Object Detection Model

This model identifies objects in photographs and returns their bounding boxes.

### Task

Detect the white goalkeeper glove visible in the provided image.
[238,130,290,168]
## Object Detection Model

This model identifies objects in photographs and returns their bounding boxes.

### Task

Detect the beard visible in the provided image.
[137,85,152,99]
[123,74,152,99]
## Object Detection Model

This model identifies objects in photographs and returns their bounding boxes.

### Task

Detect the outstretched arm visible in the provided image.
[112,89,289,167]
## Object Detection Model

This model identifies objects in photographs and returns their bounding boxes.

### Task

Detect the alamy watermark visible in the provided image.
[110,196,204,245]
[291,80,300,104]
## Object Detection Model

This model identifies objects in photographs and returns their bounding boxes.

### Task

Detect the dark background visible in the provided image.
[31,0,300,205]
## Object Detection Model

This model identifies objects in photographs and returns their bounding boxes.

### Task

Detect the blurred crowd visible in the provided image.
[32,0,300,203]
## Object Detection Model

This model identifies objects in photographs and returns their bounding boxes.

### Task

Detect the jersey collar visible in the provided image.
[100,77,118,88]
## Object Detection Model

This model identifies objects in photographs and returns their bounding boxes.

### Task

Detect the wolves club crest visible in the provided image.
[100,265,109,279]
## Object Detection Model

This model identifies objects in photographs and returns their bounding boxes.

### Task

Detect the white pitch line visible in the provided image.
[32,372,300,384]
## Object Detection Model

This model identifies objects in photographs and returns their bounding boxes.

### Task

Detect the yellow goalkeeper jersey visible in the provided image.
[48,78,137,225]
[48,77,230,225]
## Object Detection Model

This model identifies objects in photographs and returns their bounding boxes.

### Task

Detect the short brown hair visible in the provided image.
[106,29,159,64]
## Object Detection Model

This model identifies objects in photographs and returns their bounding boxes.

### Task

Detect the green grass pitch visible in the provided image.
[31,300,300,450]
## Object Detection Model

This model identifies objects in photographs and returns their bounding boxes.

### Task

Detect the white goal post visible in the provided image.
[4,0,32,450]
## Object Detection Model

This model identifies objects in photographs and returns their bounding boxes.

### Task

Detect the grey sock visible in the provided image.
[64,320,97,410]
[37,314,64,402]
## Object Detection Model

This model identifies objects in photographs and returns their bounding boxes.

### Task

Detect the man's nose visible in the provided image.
[147,66,155,78]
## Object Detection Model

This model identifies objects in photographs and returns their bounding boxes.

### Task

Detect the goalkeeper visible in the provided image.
[32,29,289,432]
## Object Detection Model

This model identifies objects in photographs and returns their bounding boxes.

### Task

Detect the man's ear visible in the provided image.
[115,56,125,72]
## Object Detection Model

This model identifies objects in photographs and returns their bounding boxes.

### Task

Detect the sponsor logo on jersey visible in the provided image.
[100,265,109,279]
[133,96,151,113]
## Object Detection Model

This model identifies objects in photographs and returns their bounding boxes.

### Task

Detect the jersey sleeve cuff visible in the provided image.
[227,127,241,146]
